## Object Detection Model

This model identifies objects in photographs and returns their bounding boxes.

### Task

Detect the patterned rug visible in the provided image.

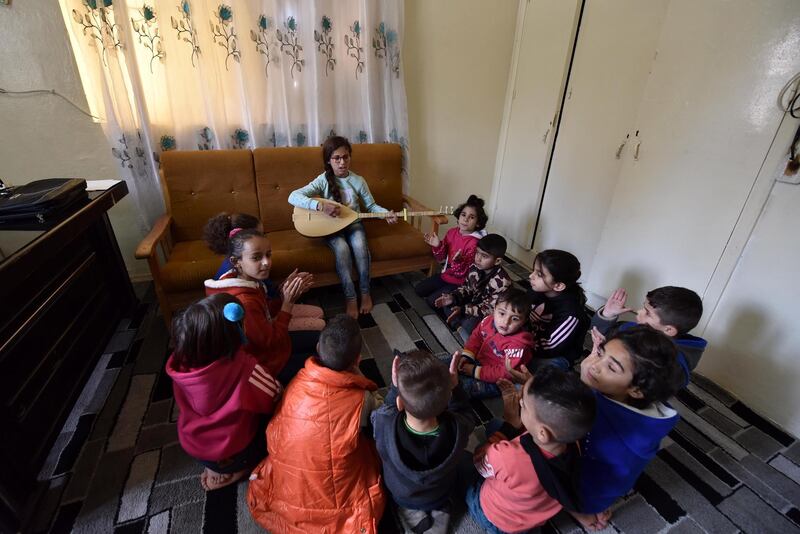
[33,261,800,534]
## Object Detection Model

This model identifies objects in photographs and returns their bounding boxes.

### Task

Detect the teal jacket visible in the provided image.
[287,172,388,214]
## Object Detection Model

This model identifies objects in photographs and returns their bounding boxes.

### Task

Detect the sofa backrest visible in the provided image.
[161,150,259,241]
[253,143,404,233]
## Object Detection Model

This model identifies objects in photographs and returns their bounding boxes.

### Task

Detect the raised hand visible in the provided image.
[448,350,460,389]
[434,293,453,308]
[591,326,606,353]
[446,306,462,326]
[423,232,440,248]
[603,287,632,317]
[280,276,305,307]
[497,378,521,428]
[504,356,533,385]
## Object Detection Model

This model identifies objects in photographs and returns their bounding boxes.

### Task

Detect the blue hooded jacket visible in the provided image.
[579,392,678,513]
[591,311,708,386]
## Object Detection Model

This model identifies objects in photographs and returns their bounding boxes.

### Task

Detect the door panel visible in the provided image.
[587,0,800,302]
[491,0,581,248]
[533,0,670,278]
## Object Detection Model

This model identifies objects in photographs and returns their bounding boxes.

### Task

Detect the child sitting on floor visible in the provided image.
[247,315,386,533]
[469,366,597,533]
[204,229,320,384]
[456,287,535,399]
[372,350,477,534]
[573,325,683,530]
[591,286,706,386]
[203,212,325,332]
[167,293,281,491]
[416,194,488,307]
[527,249,590,370]
[434,233,512,341]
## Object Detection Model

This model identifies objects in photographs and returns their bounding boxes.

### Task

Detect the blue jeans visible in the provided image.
[466,480,507,534]
[326,221,370,300]
[438,354,501,399]
[415,274,459,309]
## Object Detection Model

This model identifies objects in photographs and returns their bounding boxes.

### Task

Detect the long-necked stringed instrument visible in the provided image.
[292,198,453,237]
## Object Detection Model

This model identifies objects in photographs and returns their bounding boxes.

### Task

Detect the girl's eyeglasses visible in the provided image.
[331,155,351,162]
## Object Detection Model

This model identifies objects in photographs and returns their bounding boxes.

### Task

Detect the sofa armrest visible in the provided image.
[135,214,172,259]
[402,194,449,234]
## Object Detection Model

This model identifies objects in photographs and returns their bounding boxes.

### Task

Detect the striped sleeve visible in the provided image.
[245,363,282,413]
[539,315,579,352]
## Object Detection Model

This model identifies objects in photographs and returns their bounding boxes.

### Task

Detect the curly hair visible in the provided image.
[453,194,488,231]
[203,212,261,255]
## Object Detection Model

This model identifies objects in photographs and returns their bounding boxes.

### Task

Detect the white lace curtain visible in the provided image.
[59,0,409,231]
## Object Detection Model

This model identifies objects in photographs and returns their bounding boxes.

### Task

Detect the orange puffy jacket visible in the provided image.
[247,358,386,533]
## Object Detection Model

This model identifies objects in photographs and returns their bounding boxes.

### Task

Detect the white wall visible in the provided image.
[404,0,518,219]
[699,179,800,436]
[0,0,149,279]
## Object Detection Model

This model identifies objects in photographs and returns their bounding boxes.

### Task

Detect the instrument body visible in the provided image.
[292,198,450,237]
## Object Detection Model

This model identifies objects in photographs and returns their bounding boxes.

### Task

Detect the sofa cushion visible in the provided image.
[361,220,432,262]
[254,144,404,234]
[162,150,259,241]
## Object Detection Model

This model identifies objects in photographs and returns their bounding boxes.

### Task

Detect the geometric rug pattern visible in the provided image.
[33,261,800,533]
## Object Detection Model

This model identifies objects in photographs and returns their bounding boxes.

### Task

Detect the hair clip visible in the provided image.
[228,227,243,238]
[223,302,245,322]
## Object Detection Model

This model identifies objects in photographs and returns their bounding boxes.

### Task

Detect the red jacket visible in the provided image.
[432,227,485,285]
[247,358,386,533]
[166,349,281,461]
[462,315,535,383]
[205,274,292,378]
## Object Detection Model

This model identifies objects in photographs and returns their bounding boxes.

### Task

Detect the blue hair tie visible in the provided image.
[223,302,248,345]
[223,302,245,322]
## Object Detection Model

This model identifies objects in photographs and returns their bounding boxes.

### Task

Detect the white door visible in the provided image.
[533,0,671,279]
[490,0,582,249]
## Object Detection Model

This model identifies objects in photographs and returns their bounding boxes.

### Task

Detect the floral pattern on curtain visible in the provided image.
[60,0,409,231]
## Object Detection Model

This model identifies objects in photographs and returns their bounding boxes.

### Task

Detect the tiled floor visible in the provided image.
[33,266,800,533]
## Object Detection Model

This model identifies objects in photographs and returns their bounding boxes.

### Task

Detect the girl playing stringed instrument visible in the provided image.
[288,136,397,318]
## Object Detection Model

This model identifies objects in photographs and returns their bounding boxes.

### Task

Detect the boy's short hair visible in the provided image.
[525,365,596,443]
[317,314,362,371]
[396,351,451,419]
[496,287,531,317]
[646,286,703,335]
[608,325,683,408]
[477,234,507,259]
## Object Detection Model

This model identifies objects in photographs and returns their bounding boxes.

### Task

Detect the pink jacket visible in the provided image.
[432,227,485,285]
[462,315,534,383]
[167,349,281,461]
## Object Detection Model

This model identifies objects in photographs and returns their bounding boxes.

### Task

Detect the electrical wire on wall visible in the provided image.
[777,71,800,119]
[0,87,101,121]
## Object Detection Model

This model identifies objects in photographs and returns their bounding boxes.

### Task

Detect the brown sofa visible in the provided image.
[135,143,445,326]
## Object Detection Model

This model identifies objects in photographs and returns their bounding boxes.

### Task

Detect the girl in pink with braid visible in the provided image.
[415,195,488,308]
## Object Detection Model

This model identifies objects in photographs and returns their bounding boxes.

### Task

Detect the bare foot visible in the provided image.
[360,293,373,314]
[345,298,359,319]
[199,468,247,491]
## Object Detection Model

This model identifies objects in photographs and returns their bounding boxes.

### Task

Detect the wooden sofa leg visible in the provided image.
[428,260,438,278]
